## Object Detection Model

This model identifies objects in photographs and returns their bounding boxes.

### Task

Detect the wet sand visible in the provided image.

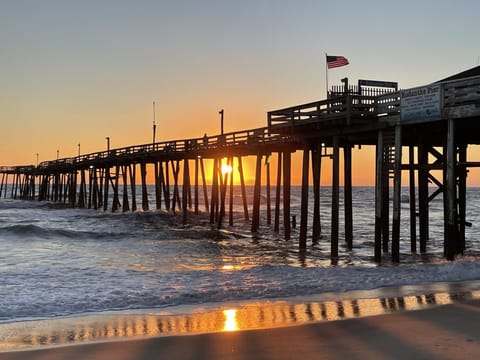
[2,298,479,360]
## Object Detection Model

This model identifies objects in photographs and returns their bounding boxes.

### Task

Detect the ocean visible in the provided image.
[1,186,480,350]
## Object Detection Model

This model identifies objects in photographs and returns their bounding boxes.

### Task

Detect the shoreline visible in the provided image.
[2,303,479,360]
[2,280,480,355]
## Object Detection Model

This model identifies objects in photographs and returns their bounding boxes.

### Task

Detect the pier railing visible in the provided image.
[35,126,287,171]
[267,94,378,129]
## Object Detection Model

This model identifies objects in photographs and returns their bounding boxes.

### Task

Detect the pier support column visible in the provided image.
[391,125,402,263]
[229,157,234,226]
[374,130,384,262]
[238,156,248,221]
[129,164,137,212]
[155,162,162,210]
[122,166,130,212]
[311,143,321,243]
[458,144,467,253]
[183,159,190,225]
[274,152,282,232]
[409,145,417,253]
[445,118,458,260]
[283,151,291,240]
[418,141,429,253]
[140,162,149,211]
[194,157,199,215]
[266,155,271,226]
[251,154,262,232]
[331,136,340,262]
[210,158,219,224]
[200,158,209,213]
[218,158,228,229]
[299,147,309,249]
[344,143,353,249]
[103,167,110,211]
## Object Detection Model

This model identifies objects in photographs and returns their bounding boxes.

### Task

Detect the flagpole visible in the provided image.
[325,53,329,99]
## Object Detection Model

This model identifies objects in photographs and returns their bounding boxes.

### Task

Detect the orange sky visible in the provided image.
[2,1,480,186]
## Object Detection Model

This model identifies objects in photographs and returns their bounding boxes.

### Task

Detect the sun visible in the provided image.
[221,163,233,175]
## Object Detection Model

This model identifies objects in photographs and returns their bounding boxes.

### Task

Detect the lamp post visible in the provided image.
[219,109,224,135]
[106,136,110,154]
[78,143,81,158]
[57,150,59,160]
[152,101,157,146]
[36,153,39,167]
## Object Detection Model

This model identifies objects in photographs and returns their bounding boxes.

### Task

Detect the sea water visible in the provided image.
[1,186,480,349]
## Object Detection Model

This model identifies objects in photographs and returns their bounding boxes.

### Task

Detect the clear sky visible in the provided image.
[2,0,480,184]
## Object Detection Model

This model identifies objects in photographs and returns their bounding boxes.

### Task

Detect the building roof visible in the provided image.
[436,65,480,83]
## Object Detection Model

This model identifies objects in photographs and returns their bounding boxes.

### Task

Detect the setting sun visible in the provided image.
[221,163,233,176]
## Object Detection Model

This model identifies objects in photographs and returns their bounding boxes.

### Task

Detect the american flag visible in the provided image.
[326,55,349,69]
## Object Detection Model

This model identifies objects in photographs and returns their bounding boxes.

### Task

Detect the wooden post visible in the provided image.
[92,169,99,210]
[391,125,402,263]
[409,145,417,253]
[229,156,234,226]
[163,161,170,211]
[171,160,180,213]
[98,168,104,209]
[200,157,209,212]
[112,165,120,212]
[344,143,353,249]
[122,165,130,212]
[418,142,429,253]
[210,158,219,224]
[194,157,199,214]
[283,151,291,240]
[129,164,137,212]
[458,144,467,253]
[299,147,309,249]
[182,159,190,224]
[381,144,390,253]
[141,162,149,211]
[251,154,262,232]
[312,144,321,243]
[78,169,86,208]
[266,156,271,226]
[238,156,249,222]
[218,158,228,229]
[374,130,384,262]
[445,118,457,260]
[158,162,166,210]
[155,162,162,210]
[103,166,110,211]
[331,136,340,262]
[274,152,282,232]
[87,168,93,209]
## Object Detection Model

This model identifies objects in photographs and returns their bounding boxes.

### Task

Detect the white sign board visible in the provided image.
[400,84,441,121]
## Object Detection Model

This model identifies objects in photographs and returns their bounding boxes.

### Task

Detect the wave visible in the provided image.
[0,224,132,241]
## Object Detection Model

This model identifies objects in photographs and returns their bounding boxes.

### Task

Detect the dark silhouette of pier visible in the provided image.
[2,67,480,263]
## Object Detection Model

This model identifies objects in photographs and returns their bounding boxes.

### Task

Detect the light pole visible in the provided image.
[78,143,81,158]
[57,150,59,160]
[152,101,157,146]
[36,153,39,167]
[219,109,224,135]
[106,136,110,154]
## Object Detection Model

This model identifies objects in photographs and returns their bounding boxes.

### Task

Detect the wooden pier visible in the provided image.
[2,67,480,263]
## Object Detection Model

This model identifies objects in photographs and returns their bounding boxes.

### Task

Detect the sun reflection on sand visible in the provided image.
[1,287,479,352]
[223,309,239,332]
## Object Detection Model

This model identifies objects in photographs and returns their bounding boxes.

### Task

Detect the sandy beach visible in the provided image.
[2,298,479,360]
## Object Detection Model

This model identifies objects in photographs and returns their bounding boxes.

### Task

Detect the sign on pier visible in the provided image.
[400,84,441,121]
